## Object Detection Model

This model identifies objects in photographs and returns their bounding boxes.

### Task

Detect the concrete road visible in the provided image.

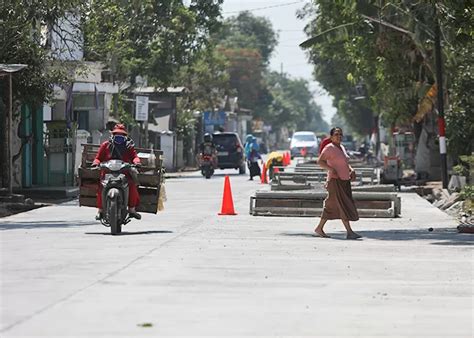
[1,170,473,337]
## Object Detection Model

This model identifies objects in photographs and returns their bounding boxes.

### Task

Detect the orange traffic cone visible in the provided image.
[218,176,237,215]
[261,163,268,184]
[285,152,290,165]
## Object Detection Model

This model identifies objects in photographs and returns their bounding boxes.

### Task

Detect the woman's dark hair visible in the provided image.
[330,127,343,136]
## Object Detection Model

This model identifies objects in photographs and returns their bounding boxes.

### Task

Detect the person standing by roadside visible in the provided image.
[314,127,361,239]
[318,135,331,155]
[245,135,261,180]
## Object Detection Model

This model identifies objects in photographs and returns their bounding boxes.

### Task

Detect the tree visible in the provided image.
[174,44,229,153]
[216,11,278,64]
[214,11,278,112]
[176,46,229,113]
[441,2,474,159]
[84,0,224,90]
[299,0,473,158]
[214,11,327,132]
[0,0,86,107]
[219,47,265,110]
[265,71,328,132]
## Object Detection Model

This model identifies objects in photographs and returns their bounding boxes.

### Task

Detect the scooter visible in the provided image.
[95,160,139,235]
[200,154,214,179]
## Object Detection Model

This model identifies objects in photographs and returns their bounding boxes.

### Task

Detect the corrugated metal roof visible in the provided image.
[0,64,28,73]
[132,86,186,94]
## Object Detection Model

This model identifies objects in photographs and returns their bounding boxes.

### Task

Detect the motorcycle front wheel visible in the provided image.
[108,199,122,235]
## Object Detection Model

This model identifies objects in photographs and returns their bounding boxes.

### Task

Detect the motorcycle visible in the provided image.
[94,160,139,235]
[200,154,214,179]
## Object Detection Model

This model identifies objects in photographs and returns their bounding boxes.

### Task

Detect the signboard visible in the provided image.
[203,111,226,126]
[252,119,264,131]
[135,95,149,121]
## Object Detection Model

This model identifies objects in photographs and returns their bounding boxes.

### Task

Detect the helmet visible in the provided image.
[111,124,128,135]
[204,133,212,142]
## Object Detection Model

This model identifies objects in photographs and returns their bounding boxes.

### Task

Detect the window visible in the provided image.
[293,134,316,142]
[74,110,89,130]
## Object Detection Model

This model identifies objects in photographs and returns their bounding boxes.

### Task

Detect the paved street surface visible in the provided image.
[1,170,473,337]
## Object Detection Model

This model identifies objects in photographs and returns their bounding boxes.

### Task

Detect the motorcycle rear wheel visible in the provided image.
[108,199,122,235]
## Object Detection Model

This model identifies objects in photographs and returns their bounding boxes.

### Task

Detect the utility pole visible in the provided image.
[434,18,448,188]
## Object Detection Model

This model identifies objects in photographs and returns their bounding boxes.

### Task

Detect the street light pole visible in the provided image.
[6,73,12,194]
[434,20,448,189]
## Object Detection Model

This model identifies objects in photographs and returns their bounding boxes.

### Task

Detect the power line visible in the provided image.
[223,1,307,15]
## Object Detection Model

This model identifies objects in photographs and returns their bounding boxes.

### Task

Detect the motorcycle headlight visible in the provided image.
[107,161,123,171]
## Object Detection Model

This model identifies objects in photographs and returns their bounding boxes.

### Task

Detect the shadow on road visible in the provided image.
[281,232,315,238]
[280,228,474,246]
[168,172,246,180]
[0,220,96,230]
[84,230,173,236]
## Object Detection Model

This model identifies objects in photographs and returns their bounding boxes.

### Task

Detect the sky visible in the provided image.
[221,0,337,125]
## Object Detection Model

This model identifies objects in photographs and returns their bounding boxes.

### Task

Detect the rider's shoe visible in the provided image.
[129,211,142,220]
[95,211,103,221]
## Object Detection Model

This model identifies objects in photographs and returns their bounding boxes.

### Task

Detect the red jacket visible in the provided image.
[93,140,141,209]
[93,141,141,166]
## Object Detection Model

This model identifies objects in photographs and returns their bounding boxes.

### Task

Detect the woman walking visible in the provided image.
[314,127,361,239]
[244,135,261,181]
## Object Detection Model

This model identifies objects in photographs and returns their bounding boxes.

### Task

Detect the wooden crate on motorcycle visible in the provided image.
[78,143,164,214]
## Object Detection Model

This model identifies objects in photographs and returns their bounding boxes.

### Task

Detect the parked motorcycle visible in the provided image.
[200,154,215,179]
[95,160,140,235]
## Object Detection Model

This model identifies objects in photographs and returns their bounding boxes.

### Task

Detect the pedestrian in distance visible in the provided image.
[244,134,261,180]
[314,127,361,240]
[318,135,332,155]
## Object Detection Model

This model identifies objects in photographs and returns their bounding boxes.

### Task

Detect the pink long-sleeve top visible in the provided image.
[319,143,351,181]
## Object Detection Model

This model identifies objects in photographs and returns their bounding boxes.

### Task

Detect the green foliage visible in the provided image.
[176,46,229,113]
[445,45,474,159]
[453,164,468,177]
[82,0,224,123]
[214,11,326,132]
[0,0,86,107]
[330,114,353,136]
[300,0,473,149]
[220,47,265,111]
[175,108,195,140]
[264,71,328,132]
[117,93,136,126]
[460,185,474,201]
[84,0,224,89]
[457,155,474,183]
[216,11,278,64]
[214,11,277,114]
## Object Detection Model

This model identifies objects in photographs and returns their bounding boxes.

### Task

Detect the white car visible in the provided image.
[289,131,319,159]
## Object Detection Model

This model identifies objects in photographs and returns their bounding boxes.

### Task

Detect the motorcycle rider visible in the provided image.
[92,124,142,220]
[198,133,217,167]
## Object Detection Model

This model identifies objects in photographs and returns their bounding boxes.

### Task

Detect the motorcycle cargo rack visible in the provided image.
[78,143,164,214]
